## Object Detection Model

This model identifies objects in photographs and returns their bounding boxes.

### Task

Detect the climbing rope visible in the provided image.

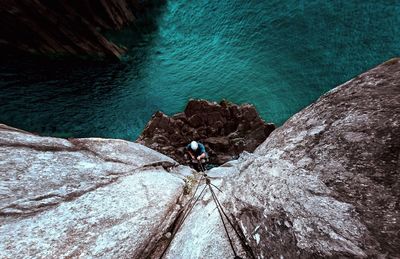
[210,182,223,193]
[209,183,239,257]
[160,161,252,259]
[208,185,247,243]
[159,172,207,258]
[198,161,206,173]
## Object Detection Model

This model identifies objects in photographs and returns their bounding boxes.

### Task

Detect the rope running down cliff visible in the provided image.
[160,162,254,259]
[159,173,207,258]
[200,163,252,259]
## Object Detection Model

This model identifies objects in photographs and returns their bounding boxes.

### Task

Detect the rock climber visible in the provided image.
[185,140,208,171]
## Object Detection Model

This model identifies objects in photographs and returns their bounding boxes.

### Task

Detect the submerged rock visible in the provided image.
[0,0,159,59]
[167,58,399,258]
[0,124,195,258]
[137,100,275,165]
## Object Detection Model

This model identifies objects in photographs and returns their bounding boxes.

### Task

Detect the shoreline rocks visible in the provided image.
[0,58,399,258]
[0,0,162,60]
[137,100,275,165]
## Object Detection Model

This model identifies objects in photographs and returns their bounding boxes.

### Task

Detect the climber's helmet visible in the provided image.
[190,141,198,150]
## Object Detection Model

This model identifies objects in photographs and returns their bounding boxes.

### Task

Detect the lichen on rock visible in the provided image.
[0,124,196,258]
[0,58,399,258]
[217,58,400,258]
[159,58,400,258]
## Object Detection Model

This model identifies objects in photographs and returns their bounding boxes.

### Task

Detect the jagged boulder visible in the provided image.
[0,0,159,59]
[0,124,195,258]
[164,59,400,258]
[137,100,275,165]
[1,58,399,258]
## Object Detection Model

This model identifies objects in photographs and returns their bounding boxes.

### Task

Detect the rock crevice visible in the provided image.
[1,58,399,258]
[137,100,275,165]
[0,0,161,59]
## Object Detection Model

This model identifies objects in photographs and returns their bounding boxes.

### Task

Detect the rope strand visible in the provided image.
[209,185,247,241]
[210,182,223,193]
[209,184,256,259]
[160,161,251,259]
[209,184,238,257]
[159,174,207,258]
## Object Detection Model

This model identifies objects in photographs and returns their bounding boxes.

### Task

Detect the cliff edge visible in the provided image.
[137,100,275,165]
[0,0,159,59]
[0,58,399,258]
[166,58,399,258]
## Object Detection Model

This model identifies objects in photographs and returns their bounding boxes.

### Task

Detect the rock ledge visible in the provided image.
[137,99,275,165]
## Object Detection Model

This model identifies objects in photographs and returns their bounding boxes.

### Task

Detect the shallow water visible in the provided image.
[1,0,399,140]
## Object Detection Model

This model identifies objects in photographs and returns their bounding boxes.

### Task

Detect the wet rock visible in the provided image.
[0,0,159,59]
[137,100,275,165]
[0,124,195,258]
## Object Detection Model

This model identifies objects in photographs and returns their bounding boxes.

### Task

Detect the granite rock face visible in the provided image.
[0,0,159,59]
[0,124,195,258]
[137,100,275,165]
[163,161,252,259]
[203,58,399,258]
[1,58,399,258]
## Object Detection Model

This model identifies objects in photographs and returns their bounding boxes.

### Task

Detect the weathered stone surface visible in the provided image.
[161,164,258,259]
[0,0,159,59]
[164,179,248,259]
[219,59,399,258]
[0,124,195,258]
[137,100,275,165]
[1,58,399,258]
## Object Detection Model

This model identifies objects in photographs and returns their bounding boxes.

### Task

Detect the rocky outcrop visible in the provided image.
[166,58,400,258]
[137,100,275,165]
[0,0,159,59]
[0,124,196,258]
[1,58,399,258]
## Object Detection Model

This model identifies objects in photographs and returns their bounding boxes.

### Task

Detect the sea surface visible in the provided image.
[1,0,399,140]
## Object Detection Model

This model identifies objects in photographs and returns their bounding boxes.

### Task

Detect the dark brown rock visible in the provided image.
[187,114,203,128]
[203,137,230,152]
[137,100,275,165]
[166,58,400,258]
[0,0,159,59]
[1,58,399,258]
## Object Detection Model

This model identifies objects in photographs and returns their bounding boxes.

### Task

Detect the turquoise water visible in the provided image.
[1,0,399,140]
